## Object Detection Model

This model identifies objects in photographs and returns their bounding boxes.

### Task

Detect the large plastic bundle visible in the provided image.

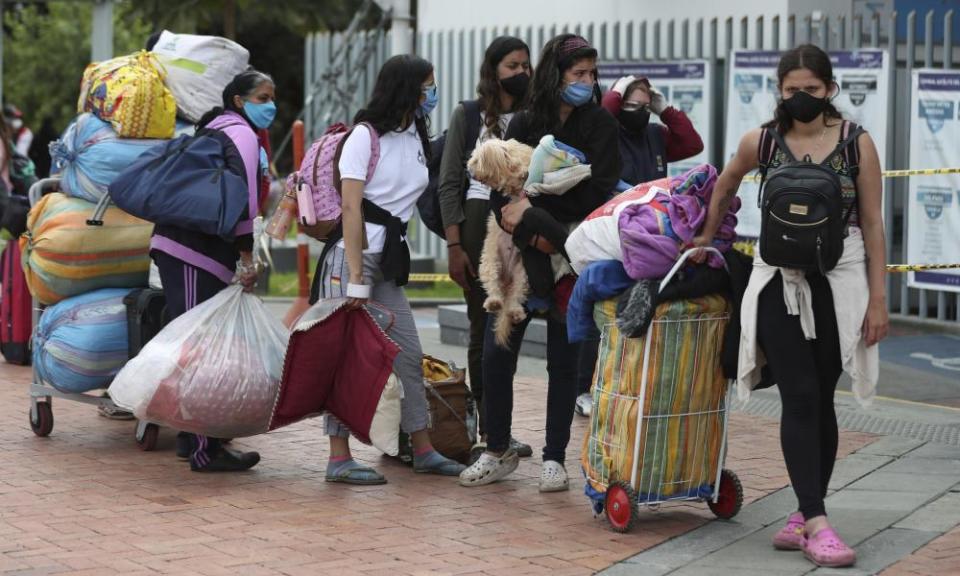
[108,286,289,439]
[51,113,167,203]
[34,288,131,393]
[77,51,176,139]
[582,296,729,503]
[151,31,250,123]
[20,192,152,305]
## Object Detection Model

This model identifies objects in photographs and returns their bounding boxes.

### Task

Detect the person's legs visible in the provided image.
[462,199,489,437]
[757,275,828,520]
[543,317,579,465]
[807,274,843,501]
[459,313,530,486]
[575,337,600,417]
[153,252,258,472]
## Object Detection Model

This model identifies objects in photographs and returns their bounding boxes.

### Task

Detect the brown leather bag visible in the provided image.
[420,355,477,464]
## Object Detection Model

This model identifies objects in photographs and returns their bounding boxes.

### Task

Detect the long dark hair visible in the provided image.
[197,68,275,130]
[764,44,842,134]
[354,54,433,161]
[476,36,530,138]
[527,34,599,137]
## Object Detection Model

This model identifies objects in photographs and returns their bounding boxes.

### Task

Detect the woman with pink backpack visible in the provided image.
[306,55,466,484]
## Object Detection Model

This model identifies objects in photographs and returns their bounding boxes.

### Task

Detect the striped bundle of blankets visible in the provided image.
[582,295,730,503]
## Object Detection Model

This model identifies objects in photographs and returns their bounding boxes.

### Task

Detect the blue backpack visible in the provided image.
[108,128,248,239]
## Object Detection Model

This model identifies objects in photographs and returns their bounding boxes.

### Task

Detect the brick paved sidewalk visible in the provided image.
[1,363,876,576]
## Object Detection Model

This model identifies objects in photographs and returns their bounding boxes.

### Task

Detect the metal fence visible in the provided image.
[302,9,959,324]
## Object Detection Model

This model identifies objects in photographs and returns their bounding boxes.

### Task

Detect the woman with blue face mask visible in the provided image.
[459,34,621,492]
[150,68,276,473]
[312,55,466,485]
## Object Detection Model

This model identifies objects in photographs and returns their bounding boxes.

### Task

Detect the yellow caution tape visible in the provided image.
[742,166,960,182]
[885,263,960,272]
[408,273,457,283]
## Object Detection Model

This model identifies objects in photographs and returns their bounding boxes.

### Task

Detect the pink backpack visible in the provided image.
[291,121,380,240]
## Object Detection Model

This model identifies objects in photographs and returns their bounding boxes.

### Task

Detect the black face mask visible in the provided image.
[782,90,829,123]
[619,109,650,133]
[500,73,530,99]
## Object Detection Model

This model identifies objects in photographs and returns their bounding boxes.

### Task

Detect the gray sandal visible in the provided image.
[325,461,387,485]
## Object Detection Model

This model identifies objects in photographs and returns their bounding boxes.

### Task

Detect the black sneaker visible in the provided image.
[190,447,261,472]
[510,437,533,458]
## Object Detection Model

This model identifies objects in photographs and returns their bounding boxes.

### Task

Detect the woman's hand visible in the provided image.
[447,245,476,290]
[862,298,889,347]
[686,235,713,264]
[235,252,259,293]
[346,274,369,310]
[501,197,532,234]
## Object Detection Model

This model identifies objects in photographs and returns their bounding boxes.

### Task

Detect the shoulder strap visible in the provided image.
[357,121,381,181]
[821,120,865,174]
[764,128,797,164]
[460,99,482,156]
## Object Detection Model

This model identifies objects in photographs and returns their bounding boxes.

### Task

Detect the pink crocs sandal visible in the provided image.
[772,512,805,550]
[802,527,857,567]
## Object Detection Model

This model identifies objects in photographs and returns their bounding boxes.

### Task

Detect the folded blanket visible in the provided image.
[524,134,587,189]
[526,164,592,197]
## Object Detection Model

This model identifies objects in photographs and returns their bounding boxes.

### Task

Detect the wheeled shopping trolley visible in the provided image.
[582,249,743,532]
[26,178,163,450]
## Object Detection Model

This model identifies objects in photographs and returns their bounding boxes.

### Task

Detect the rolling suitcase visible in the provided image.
[123,288,167,358]
[1,241,32,365]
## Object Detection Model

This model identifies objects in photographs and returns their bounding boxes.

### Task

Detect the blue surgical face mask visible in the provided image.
[243,100,277,129]
[561,81,595,107]
[419,84,439,117]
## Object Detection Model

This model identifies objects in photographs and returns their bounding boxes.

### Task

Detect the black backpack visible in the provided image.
[757,121,864,274]
[416,100,482,239]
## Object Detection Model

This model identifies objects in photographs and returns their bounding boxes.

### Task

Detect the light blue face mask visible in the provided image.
[419,84,439,117]
[561,81,595,107]
[243,100,277,129]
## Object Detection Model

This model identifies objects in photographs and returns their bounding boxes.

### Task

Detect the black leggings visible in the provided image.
[757,272,842,521]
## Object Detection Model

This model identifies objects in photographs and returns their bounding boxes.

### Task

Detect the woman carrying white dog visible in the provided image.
[459,34,621,491]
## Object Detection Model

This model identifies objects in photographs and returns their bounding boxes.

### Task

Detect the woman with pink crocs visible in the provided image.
[693,44,887,568]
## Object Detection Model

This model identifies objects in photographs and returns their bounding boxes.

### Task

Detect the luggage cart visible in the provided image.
[26,178,161,450]
[583,248,743,533]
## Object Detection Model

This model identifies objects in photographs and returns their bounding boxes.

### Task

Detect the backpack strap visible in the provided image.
[331,123,381,194]
[821,120,865,226]
[756,127,785,208]
[460,99,482,157]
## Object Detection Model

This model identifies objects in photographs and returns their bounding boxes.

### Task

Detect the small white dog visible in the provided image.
[467,139,534,347]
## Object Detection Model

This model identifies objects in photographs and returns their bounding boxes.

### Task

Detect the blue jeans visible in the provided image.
[482,312,578,464]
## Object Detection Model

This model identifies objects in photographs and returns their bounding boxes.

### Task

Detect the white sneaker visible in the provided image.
[539,460,569,492]
[459,448,519,487]
[575,392,593,417]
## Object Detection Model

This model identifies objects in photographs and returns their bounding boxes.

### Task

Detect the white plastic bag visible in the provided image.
[151,31,250,123]
[108,286,289,438]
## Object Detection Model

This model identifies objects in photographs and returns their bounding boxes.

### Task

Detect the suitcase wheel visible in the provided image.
[708,469,743,520]
[29,401,54,437]
[136,422,159,451]
[605,481,639,533]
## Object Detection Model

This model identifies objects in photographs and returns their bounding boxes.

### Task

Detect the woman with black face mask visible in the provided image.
[438,36,534,459]
[601,76,704,190]
[693,44,887,569]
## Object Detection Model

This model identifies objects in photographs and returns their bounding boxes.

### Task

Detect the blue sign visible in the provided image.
[735,73,764,103]
[918,99,955,133]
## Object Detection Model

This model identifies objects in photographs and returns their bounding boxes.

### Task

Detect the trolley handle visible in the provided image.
[659,247,726,294]
[27,178,63,208]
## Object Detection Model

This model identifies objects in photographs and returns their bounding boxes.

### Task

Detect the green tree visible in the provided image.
[3,1,152,133]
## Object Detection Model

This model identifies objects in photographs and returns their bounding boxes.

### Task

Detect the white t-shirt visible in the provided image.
[464,110,515,202]
[337,123,429,253]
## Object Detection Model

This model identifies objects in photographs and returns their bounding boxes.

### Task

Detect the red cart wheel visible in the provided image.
[136,423,159,451]
[29,402,54,437]
[708,469,743,519]
[605,481,639,533]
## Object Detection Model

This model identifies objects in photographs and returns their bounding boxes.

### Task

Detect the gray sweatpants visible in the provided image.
[318,246,429,437]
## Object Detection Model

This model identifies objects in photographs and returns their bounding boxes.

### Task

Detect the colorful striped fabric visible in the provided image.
[20,192,153,305]
[582,295,730,503]
[33,288,131,393]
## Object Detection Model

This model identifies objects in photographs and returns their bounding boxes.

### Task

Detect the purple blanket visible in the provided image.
[618,164,740,280]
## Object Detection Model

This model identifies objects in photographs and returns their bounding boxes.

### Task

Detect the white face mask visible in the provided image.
[10,119,22,130]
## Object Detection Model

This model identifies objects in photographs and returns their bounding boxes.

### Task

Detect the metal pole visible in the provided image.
[853,15,862,47]
[925,10,935,67]
[668,20,676,60]
[902,10,916,316]
[387,0,413,55]
[772,15,780,51]
[697,19,704,59]
[885,11,897,316]
[740,16,748,49]
[756,16,764,51]
[654,20,661,60]
[682,19,690,60]
[945,10,955,68]
[91,0,114,63]
[787,14,796,48]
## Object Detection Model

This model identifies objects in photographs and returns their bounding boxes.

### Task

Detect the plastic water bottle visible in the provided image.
[265,189,297,240]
